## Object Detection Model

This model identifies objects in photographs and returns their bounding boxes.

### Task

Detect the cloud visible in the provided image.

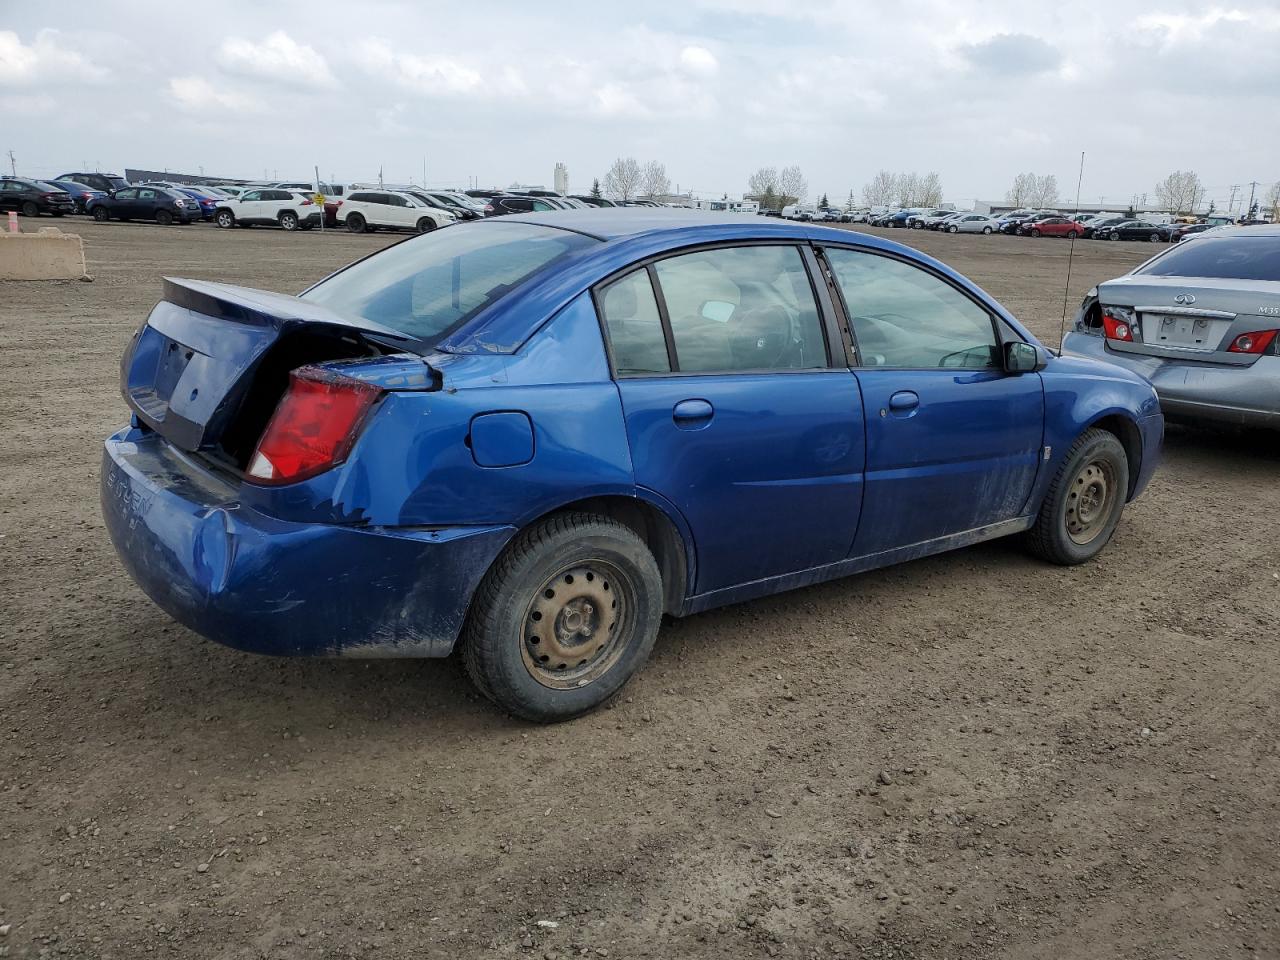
[357,38,490,95]
[216,30,336,89]
[167,75,264,113]
[958,33,1062,75]
[0,29,109,86]
[679,45,719,75]
[0,92,56,116]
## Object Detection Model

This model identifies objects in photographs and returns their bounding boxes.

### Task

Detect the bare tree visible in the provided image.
[1266,180,1280,222]
[640,160,670,200]
[1154,170,1205,215]
[894,172,922,207]
[603,157,641,201]
[1006,172,1036,207]
[861,170,897,208]
[919,172,943,207]
[1029,174,1059,208]
[778,165,808,205]
[747,166,779,197]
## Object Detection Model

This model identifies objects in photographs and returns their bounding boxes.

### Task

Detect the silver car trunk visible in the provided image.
[1097,274,1280,365]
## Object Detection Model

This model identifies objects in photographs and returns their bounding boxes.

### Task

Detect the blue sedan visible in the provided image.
[101,211,1163,721]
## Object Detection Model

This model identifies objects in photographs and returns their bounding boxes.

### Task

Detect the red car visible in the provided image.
[1019,216,1085,238]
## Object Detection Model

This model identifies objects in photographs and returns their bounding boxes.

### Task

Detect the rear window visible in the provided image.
[1137,235,1280,282]
[302,221,598,344]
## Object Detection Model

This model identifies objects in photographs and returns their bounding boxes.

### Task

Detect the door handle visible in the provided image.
[672,398,714,429]
[888,390,920,412]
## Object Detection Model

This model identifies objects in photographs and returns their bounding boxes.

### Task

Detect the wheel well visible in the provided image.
[541,496,689,615]
[1089,414,1142,499]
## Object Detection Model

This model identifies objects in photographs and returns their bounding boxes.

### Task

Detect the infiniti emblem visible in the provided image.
[1174,293,1197,305]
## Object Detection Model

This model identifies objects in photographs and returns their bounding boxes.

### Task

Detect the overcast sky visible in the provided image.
[3,1,1277,208]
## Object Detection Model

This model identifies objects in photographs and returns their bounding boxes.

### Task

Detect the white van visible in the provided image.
[781,204,818,221]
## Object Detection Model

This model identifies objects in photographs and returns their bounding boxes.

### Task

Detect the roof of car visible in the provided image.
[501,208,819,241]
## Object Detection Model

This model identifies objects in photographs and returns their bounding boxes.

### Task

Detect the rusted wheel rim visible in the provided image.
[1066,458,1116,545]
[521,560,632,689]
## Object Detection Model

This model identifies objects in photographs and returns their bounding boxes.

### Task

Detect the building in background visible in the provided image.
[553,162,568,195]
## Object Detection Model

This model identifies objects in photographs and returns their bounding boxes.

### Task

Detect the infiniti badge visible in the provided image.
[1174,293,1197,305]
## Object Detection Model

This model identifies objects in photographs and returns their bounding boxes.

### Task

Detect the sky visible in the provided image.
[3,1,1278,210]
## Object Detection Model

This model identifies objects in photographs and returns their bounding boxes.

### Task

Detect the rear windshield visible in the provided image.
[301,221,598,344]
[1138,235,1280,282]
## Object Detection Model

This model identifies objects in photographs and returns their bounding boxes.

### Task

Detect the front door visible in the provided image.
[821,246,1044,556]
[598,244,865,595]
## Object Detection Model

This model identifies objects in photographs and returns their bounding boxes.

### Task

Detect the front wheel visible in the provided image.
[948,225,959,233]
[1027,428,1129,565]
[1030,228,1041,237]
[462,513,664,722]
[215,209,235,228]
[92,206,110,222]
[1149,232,1161,242]
[416,217,436,234]
[1067,230,1079,239]
[982,226,993,234]
[1109,232,1121,241]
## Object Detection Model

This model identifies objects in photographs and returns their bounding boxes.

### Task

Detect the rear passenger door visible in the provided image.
[599,244,866,596]
[820,246,1044,555]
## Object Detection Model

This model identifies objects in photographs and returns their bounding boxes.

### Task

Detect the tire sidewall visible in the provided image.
[216,210,234,228]
[1043,432,1130,563]
[469,522,663,720]
[280,212,298,231]
[346,214,364,233]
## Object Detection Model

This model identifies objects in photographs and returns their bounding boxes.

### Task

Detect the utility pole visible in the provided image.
[7,149,16,176]
[1247,181,1260,216]
[1228,184,1239,213]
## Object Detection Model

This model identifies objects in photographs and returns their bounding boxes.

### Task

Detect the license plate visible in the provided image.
[1143,314,1224,351]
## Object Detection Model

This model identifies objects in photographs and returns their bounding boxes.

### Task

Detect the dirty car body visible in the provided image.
[102,211,1162,690]
[1063,226,1280,428]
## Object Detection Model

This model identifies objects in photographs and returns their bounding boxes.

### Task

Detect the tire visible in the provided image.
[416,217,435,234]
[982,226,993,234]
[1067,230,1079,239]
[92,206,110,222]
[948,225,959,233]
[156,209,174,226]
[461,512,664,722]
[279,211,299,231]
[1149,233,1160,242]
[1109,232,1121,241]
[21,201,39,217]
[1027,428,1130,565]
[1030,228,1041,237]
[215,209,235,228]
[346,213,366,233]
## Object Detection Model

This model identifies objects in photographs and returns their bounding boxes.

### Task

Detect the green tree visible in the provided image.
[590,178,602,200]
[819,192,829,208]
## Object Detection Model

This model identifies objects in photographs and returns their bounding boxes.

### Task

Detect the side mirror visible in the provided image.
[1004,340,1047,374]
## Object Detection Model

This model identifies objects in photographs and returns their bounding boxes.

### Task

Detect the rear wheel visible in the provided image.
[215,209,235,228]
[20,201,38,217]
[416,216,436,234]
[156,209,174,226]
[279,211,299,231]
[462,513,664,722]
[1149,232,1161,242]
[346,213,366,233]
[982,226,993,234]
[92,206,110,222]
[1067,230,1080,239]
[1027,428,1129,565]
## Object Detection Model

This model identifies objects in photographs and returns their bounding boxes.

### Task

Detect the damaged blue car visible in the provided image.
[102,210,1163,721]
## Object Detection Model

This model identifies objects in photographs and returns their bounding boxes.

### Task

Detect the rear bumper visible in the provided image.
[101,427,515,657]
[1062,332,1280,428]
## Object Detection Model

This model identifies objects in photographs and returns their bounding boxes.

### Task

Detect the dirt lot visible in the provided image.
[2,220,1278,960]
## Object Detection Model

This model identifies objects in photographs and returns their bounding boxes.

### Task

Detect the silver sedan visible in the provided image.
[1062,226,1280,428]
[944,214,1000,234]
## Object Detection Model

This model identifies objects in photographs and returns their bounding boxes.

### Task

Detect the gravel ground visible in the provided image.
[1,220,1278,960]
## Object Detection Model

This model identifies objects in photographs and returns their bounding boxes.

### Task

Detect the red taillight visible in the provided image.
[1227,329,1278,354]
[484,203,494,213]
[246,367,382,485]
[1102,313,1134,342]
[300,198,313,205]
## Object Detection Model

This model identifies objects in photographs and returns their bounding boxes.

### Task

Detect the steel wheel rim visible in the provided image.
[520,559,633,690]
[1065,458,1116,545]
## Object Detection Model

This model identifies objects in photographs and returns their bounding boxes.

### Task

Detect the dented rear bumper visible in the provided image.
[101,426,514,657]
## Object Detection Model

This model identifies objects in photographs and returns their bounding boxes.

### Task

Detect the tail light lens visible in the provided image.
[1227,329,1278,354]
[300,199,313,205]
[1102,309,1135,342]
[246,367,382,485]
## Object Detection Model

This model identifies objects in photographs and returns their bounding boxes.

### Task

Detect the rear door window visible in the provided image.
[1137,236,1280,282]
[650,245,828,372]
[598,270,671,375]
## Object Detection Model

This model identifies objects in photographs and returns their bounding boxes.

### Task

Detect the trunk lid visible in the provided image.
[1097,275,1280,363]
[122,278,426,457]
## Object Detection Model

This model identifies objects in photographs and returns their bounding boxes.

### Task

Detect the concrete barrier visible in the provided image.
[0,227,89,281]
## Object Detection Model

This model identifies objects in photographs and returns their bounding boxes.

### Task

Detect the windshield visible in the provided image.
[1137,235,1280,282]
[302,221,599,344]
